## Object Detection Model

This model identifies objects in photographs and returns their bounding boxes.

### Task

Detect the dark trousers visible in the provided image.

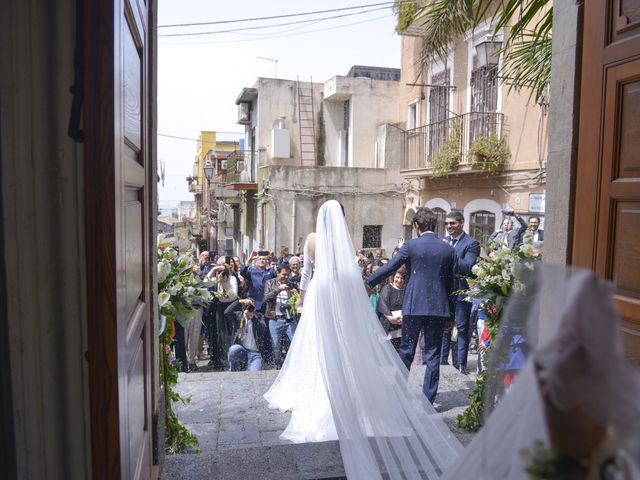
[440,300,472,368]
[399,315,445,404]
[204,302,220,365]
[172,320,187,369]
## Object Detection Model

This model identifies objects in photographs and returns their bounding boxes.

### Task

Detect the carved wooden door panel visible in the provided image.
[573,0,640,366]
[85,0,156,478]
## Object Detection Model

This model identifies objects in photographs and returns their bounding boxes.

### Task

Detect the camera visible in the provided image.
[279,304,291,315]
[243,304,256,313]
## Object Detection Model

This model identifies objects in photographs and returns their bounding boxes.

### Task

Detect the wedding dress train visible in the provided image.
[264,200,462,480]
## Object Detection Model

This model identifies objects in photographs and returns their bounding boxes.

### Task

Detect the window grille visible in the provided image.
[433,207,447,239]
[469,210,496,250]
[469,65,499,143]
[428,70,450,158]
[362,225,382,249]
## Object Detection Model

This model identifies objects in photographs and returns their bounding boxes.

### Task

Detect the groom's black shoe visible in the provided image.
[459,366,469,375]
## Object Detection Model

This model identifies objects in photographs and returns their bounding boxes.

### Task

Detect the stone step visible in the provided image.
[161,362,477,478]
[162,442,345,480]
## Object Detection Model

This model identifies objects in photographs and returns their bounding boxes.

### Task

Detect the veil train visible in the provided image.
[264,200,462,479]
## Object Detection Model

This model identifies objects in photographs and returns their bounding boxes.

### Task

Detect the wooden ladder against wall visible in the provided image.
[297,76,316,166]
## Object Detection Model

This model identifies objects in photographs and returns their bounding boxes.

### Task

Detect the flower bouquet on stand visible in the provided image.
[157,236,212,453]
[456,241,538,431]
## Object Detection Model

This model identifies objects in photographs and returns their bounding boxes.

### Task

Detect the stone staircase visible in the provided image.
[161,364,476,479]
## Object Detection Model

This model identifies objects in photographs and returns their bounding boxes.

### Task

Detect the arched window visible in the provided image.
[433,207,447,239]
[470,210,496,250]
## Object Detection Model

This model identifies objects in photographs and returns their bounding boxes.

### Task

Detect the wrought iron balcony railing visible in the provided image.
[402,111,505,171]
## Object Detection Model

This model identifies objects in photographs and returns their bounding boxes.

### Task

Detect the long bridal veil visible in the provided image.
[442,265,640,479]
[265,200,462,479]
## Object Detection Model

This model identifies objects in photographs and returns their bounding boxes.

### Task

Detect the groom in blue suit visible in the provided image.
[440,210,481,374]
[366,208,456,403]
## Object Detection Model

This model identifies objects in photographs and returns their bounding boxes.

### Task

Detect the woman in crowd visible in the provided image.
[376,270,406,352]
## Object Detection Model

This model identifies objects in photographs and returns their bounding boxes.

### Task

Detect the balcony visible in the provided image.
[402,112,505,175]
[188,182,203,194]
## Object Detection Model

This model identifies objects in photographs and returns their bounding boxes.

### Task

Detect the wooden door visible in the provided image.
[85,0,157,478]
[573,0,640,366]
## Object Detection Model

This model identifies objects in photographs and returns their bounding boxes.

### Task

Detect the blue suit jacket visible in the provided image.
[445,232,480,300]
[366,232,456,318]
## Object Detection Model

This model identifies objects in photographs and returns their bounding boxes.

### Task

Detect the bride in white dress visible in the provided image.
[264,200,462,479]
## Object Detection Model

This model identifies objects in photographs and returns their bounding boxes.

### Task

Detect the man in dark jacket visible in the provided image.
[224,298,269,371]
[264,265,298,367]
[441,210,481,374]
[366,207,455,403]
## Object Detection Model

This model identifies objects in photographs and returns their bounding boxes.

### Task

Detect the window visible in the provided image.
[428,70,451,159]
[469,210,496,250]
[469,64,499,143]
[433,207,447,239]
[362,225,382,249]
[408,102,418,129]
[342,100,350,166]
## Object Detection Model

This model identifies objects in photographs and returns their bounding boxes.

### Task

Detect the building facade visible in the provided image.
[396,21,548,249]
[186,131,243,255]
[231,70,407,258]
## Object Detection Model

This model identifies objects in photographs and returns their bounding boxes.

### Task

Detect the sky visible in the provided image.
[157,0,401,210]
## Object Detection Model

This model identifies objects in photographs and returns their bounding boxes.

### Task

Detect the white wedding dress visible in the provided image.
[264,200,462,479]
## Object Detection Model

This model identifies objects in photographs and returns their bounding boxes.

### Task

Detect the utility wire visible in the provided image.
[159,133,244,142]
[158,1,398,28]
[158,6,390,37]
[160,14,393,46]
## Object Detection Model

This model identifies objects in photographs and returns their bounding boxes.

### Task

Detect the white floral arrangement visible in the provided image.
[157,235,212,330]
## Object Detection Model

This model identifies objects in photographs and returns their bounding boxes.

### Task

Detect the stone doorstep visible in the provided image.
[161,442,345,480]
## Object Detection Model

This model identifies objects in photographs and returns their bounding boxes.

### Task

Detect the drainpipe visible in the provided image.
[291,197,296,253]
[273,201,278,252]
[257,198,265,247]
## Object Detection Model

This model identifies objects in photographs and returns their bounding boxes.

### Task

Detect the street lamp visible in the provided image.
[475,36,502,68]
[203,158,214,183]
[203,159,215,251]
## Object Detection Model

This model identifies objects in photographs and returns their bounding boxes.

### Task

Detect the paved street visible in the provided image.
[162,360,478,479]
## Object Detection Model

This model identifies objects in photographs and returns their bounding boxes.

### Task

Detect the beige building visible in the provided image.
[231,67,407,258]
[186,131,243,255]
[397,21,548,247]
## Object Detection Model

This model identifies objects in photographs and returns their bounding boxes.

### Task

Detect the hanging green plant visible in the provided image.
[431,121,462,178]
[468,135,511,172]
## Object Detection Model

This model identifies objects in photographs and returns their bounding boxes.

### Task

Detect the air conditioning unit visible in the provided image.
[220,160,228,171]
[238,102,251,124]
[236,160,245,172]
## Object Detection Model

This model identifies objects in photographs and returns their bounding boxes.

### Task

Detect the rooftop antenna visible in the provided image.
[257,56,278,79]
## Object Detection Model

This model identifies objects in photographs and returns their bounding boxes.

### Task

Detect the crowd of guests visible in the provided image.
[169,247,302,373]
[171,208,544,381]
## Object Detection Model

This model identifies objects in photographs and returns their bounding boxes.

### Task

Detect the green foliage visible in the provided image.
[415,0,475,64]
[431,121,462,177]
[161,350,201,454]
[520,440,587,480]
[287,291,300,317]
[456,372,486,431]
[394,0,420,33]
[414,0,552,103]
[468,135,511,171]
[456,243,539,431]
